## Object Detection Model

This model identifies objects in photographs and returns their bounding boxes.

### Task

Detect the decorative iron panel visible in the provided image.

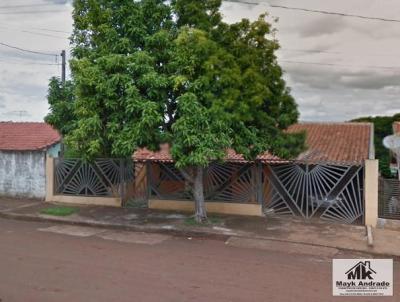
[148,162,257,203]
[148,162,189,200]
[379,178,400,220]
[204,163,257,203]
[263,163,364,224]
[54,158,134,198]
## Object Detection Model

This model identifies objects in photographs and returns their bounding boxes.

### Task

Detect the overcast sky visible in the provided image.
[0,0,399,122]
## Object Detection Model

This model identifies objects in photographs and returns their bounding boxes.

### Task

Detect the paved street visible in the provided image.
[0,218,398,302]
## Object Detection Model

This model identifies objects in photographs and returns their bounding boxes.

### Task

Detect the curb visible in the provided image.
[0,211,230,241]
[0,211,399,260]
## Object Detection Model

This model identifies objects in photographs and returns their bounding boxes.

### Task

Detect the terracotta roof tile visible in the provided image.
[133,144,281,163]
[133,122,373,165]
[286,122,372,165]
[0,122,61,151]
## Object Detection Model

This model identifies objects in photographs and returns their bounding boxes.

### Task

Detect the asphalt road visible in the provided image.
[0,218,398,302]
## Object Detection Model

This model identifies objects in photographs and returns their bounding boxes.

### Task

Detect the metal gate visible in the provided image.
[379,177,400,220]
[144,161,365,224]
[263,163,365,224]
[54,158,135,201]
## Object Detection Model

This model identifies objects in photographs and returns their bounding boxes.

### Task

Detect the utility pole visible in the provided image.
[61,50,66,83]
[60,49,67,157]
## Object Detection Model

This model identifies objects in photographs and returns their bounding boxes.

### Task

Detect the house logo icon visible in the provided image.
[333,259,393,296]
[345,261,376,280]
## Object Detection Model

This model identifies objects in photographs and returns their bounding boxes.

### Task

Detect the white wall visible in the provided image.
[0,151,46,199]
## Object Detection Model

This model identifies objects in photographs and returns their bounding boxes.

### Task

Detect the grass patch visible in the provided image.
[125,198,148,209]
[184,216,223,227]
[40,206,78,217]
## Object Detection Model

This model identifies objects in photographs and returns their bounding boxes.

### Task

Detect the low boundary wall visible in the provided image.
[149,199,263,216]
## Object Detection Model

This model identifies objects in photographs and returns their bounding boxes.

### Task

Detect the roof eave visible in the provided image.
[0,140,61,152]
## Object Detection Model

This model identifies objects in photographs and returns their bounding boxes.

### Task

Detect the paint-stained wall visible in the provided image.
[47,143,61,158]
[0,151,46,199]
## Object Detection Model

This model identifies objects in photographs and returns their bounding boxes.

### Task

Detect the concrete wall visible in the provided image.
[0,151,46,199]
[149,199,263,216]
[364,159,379,227]
[47,143,61,158]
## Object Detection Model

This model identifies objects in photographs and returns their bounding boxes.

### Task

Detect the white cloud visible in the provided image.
[221,0,400,121]
[1,0,400,122]
[0,0,72,121]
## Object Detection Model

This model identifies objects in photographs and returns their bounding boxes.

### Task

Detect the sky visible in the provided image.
[0,0,399,122]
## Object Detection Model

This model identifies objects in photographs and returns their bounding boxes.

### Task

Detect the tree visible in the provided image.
[56,0,305,222]
[45,77,76,136]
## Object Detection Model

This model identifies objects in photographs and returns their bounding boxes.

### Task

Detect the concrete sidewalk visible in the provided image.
[1,197,400,258]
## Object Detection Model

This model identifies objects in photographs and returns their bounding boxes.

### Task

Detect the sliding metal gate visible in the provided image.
[263,163,365,224]
[147,161,365,224]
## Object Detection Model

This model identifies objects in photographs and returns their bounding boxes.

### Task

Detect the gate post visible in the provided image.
[45,154,55,202]
[255,162,263,205]
[119,159,126,205]
[364,159,379,227]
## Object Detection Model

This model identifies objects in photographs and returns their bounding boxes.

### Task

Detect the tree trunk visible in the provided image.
[193,166,207,223]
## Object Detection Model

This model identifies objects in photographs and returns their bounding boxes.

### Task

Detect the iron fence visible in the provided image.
[379,177,400,220]
[148,162,258,203]
[147,161,365,224]
[54,158,365,224]
[54,158,134,199]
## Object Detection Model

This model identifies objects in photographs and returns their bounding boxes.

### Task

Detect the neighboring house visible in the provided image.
[389,121,400,177]
[0,122,61,199]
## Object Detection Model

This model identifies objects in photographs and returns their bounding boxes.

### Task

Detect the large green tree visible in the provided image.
[50,0,305,222]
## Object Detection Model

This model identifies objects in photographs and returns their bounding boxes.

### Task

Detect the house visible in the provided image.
[46,121,378,224]
[0,122,61,199]
[132,122,374,223]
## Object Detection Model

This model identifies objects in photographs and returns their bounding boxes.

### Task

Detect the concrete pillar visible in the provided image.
[364,159,379,227]
[45,155,55,202]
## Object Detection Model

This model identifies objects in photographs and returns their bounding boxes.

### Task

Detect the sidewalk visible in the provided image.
[1,197,400,258]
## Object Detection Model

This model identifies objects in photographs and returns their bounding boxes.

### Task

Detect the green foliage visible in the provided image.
[352,113,400,178]
[63,147,82,159]
[45,77,76,136]
[50,0,304,164]
[172,0,223,31]
[40,206,78,217]
[171,93,232,168]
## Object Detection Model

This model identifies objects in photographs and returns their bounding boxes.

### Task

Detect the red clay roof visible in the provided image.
[0,122,61,151]
[134,145,281,163]
[134,122,373,165]
[393,122,400,134]
[286,123,372,164]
